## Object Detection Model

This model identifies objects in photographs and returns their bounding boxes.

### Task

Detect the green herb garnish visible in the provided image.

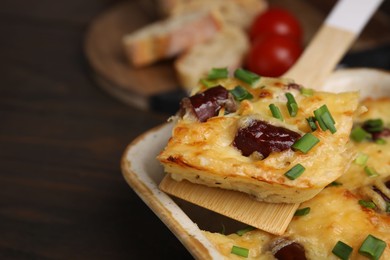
[327,181,342,187]
[294,207,310,216]
[284,164,305,180]
[207,67,228,80]
[236,226,255,236]
[200,78,218,88]
[231,245,249,258]
[354,153,369,166]
[269,104,283,121]
[359,200,376,209]
[292,133,320,154]
[229,86,253,101]
[332,241,353,260]
[306,117,318,131]
[300,88,314,97]
[350,127,371,142]
[363,119,384,133]
[364,166,379,177]
[375,138,387,145]
[285,93,298,117]
[314,105,336,133]
[322,111,337,134]
[234,68,260,86]
[314,105,336,134]
[358,234,386,260]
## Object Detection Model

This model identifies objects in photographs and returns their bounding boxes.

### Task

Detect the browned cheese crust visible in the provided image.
[203,97,390,259]
[158,76,359,203]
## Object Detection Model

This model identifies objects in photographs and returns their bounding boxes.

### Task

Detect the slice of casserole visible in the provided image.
[157,68,359,203]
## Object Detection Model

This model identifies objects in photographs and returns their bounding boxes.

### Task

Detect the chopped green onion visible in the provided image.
[375,138,387,145]
[364,166,379,177]
[314,105,336,133]
[327,181,342,187]
[229,86,253,101]
[231,245,249,258]
[332,241,353,260]
[269,104,283,121]
[234,68,260,86]
[285,93,298,117]
[354,153,369,166]
[292,133,320,154]
[306,117,318,131]
[300,88,314,97]
[284,164,305,180]
[236,226,255,236]
[200,78,218,88]
[363,119,384,133]
[294,207,310,216]
[350,127,371,142]
[359,200,376,209]
[322,111,337,134]
[314,107,327,131]
[207,67,228,80]
[358,234,386,260]
[386,202,390,213]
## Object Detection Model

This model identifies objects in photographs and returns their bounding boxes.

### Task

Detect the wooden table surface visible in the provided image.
[0,0,192,259]
[0,0,389,259]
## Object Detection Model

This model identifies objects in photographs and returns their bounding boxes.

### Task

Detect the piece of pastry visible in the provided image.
[158,68,360,203]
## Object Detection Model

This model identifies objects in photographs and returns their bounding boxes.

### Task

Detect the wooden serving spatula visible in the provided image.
[159,0,383,235]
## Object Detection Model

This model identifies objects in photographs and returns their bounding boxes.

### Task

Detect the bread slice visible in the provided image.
[175,26,249,90]
[122,10,223,67]
[156,0,179,16]
[158,0,267,29]
[157,75,359,203]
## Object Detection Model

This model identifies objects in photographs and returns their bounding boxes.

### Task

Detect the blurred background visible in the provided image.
[0,0,389,259]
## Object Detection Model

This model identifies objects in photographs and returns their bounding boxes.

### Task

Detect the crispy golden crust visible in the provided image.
[158,77,359,203]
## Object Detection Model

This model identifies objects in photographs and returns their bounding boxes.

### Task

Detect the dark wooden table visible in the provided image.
[1,0,389,259]
[0,0,192,259]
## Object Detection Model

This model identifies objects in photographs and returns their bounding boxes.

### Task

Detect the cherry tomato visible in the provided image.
[245,34,302,77]
[249,7,302,43]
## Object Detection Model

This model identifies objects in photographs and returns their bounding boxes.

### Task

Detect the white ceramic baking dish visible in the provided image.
[121,68,390,259]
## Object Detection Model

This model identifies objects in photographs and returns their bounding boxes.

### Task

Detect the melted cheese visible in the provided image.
[203,97,390,259]
[288,187,390,259]
[158,77,359,203]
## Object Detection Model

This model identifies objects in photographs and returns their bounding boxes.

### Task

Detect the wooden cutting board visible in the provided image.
[84,0,390,111]
[84,1,183,111]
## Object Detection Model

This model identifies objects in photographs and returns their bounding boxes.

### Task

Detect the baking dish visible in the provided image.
[121,68,390,259]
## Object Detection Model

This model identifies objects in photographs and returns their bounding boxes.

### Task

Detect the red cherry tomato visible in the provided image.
[245,34,302,77]
[249,7,302,43]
